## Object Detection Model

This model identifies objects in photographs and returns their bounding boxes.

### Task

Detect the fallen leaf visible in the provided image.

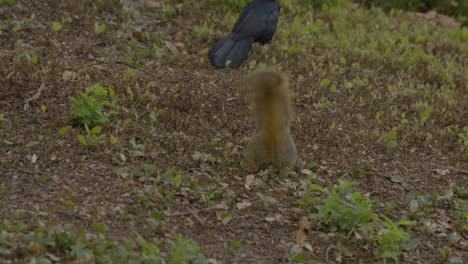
[296,229,306,246]
[165,41,178,53]
[444,184,454,199]
[31,154,38,164]
[298,216,312,231]
[245,175,255,190]
[214,200,229,210]
[221,216,232,225]
[390,175,405,183]
[236,200,252,210]
[409,199,419,212]
[26,241,46,254]
[304,243,313,252]
[62,71,77,81]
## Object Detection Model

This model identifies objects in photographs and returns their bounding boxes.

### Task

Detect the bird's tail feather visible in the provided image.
[208,34,253,68]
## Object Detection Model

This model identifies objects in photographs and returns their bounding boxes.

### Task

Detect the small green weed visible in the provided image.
[299,176,416,260]
[70,83,118,128]
[0,220,209,263]
[299,177,377,233]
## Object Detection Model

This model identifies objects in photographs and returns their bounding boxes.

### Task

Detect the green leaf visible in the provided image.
[308,184,325,193]
[228,240,241,249]
[4,71,15,80]
[122,118,132,126]
[306,161,318,169]
[320,78,331,87]
[25,140,39,148]
[397,220,414,226]
[419,105,433,122]
[92,223,108,234]
[77,135,87,145]
[291,252,308,261]
[133,151,145,157]
[60,200,75,208]
[52,22,62,31]
[109,135,118,145]
[90,126,102,135]
[94,21,106,33]
[173,175,182,186]
[344,80,353,89]
[29,55,38,64]
[150,209,164,220]
[57,125,72,136]
[385,128,397,140]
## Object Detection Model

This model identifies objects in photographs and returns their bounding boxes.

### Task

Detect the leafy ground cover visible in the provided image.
[0,0,466,263]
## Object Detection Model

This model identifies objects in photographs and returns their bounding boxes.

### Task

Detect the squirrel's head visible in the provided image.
[247,68,287,90]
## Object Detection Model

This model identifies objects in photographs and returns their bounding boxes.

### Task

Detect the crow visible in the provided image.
[208,0,280,68]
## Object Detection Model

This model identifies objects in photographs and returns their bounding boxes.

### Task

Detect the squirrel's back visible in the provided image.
[244,69,297,171]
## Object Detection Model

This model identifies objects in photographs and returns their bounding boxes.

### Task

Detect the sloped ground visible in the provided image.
[0,0,466,263]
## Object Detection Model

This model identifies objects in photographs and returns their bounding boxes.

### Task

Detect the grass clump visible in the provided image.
[70,83,118,128]
[298,176,417,260]
[0,220,209,263]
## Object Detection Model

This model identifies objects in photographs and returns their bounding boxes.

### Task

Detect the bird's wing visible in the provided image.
[231,2,279,40]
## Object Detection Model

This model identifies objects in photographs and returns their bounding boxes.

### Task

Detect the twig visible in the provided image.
[26,79,46,103]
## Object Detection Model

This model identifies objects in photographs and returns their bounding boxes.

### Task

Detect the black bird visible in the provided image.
[208,0,280,68]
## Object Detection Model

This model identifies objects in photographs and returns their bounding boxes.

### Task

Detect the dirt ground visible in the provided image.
[0,0,466,263]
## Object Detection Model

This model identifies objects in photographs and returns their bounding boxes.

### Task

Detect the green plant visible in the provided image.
[168,236,208,264]
[299,177,377,233]
[458,126,468,154]
[0,220,208,263]
[70,83,118,128]
[299,176,416,260]
[373,215,412,260]
[77,124,106,146]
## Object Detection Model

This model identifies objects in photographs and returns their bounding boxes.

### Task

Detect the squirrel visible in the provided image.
[243,68,297,172]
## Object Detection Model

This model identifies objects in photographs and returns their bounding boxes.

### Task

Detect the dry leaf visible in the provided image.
[221,216,232,225]
[62,71,77,81]
[236,200,252,210]
[214,200,229,210]
[31,154,38,164]
[304,242,313,252]
[245,174,255,190]
[296,216,312,246]
[165,41,178,53]
[296,229,306,246]
[298,216,312,231]
[409,199,419,212]
[445,184,454,199]
[433,169,449,175]
[26,241,46,254]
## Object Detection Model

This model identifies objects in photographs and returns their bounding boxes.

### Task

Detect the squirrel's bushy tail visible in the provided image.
[208,34,253,68]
